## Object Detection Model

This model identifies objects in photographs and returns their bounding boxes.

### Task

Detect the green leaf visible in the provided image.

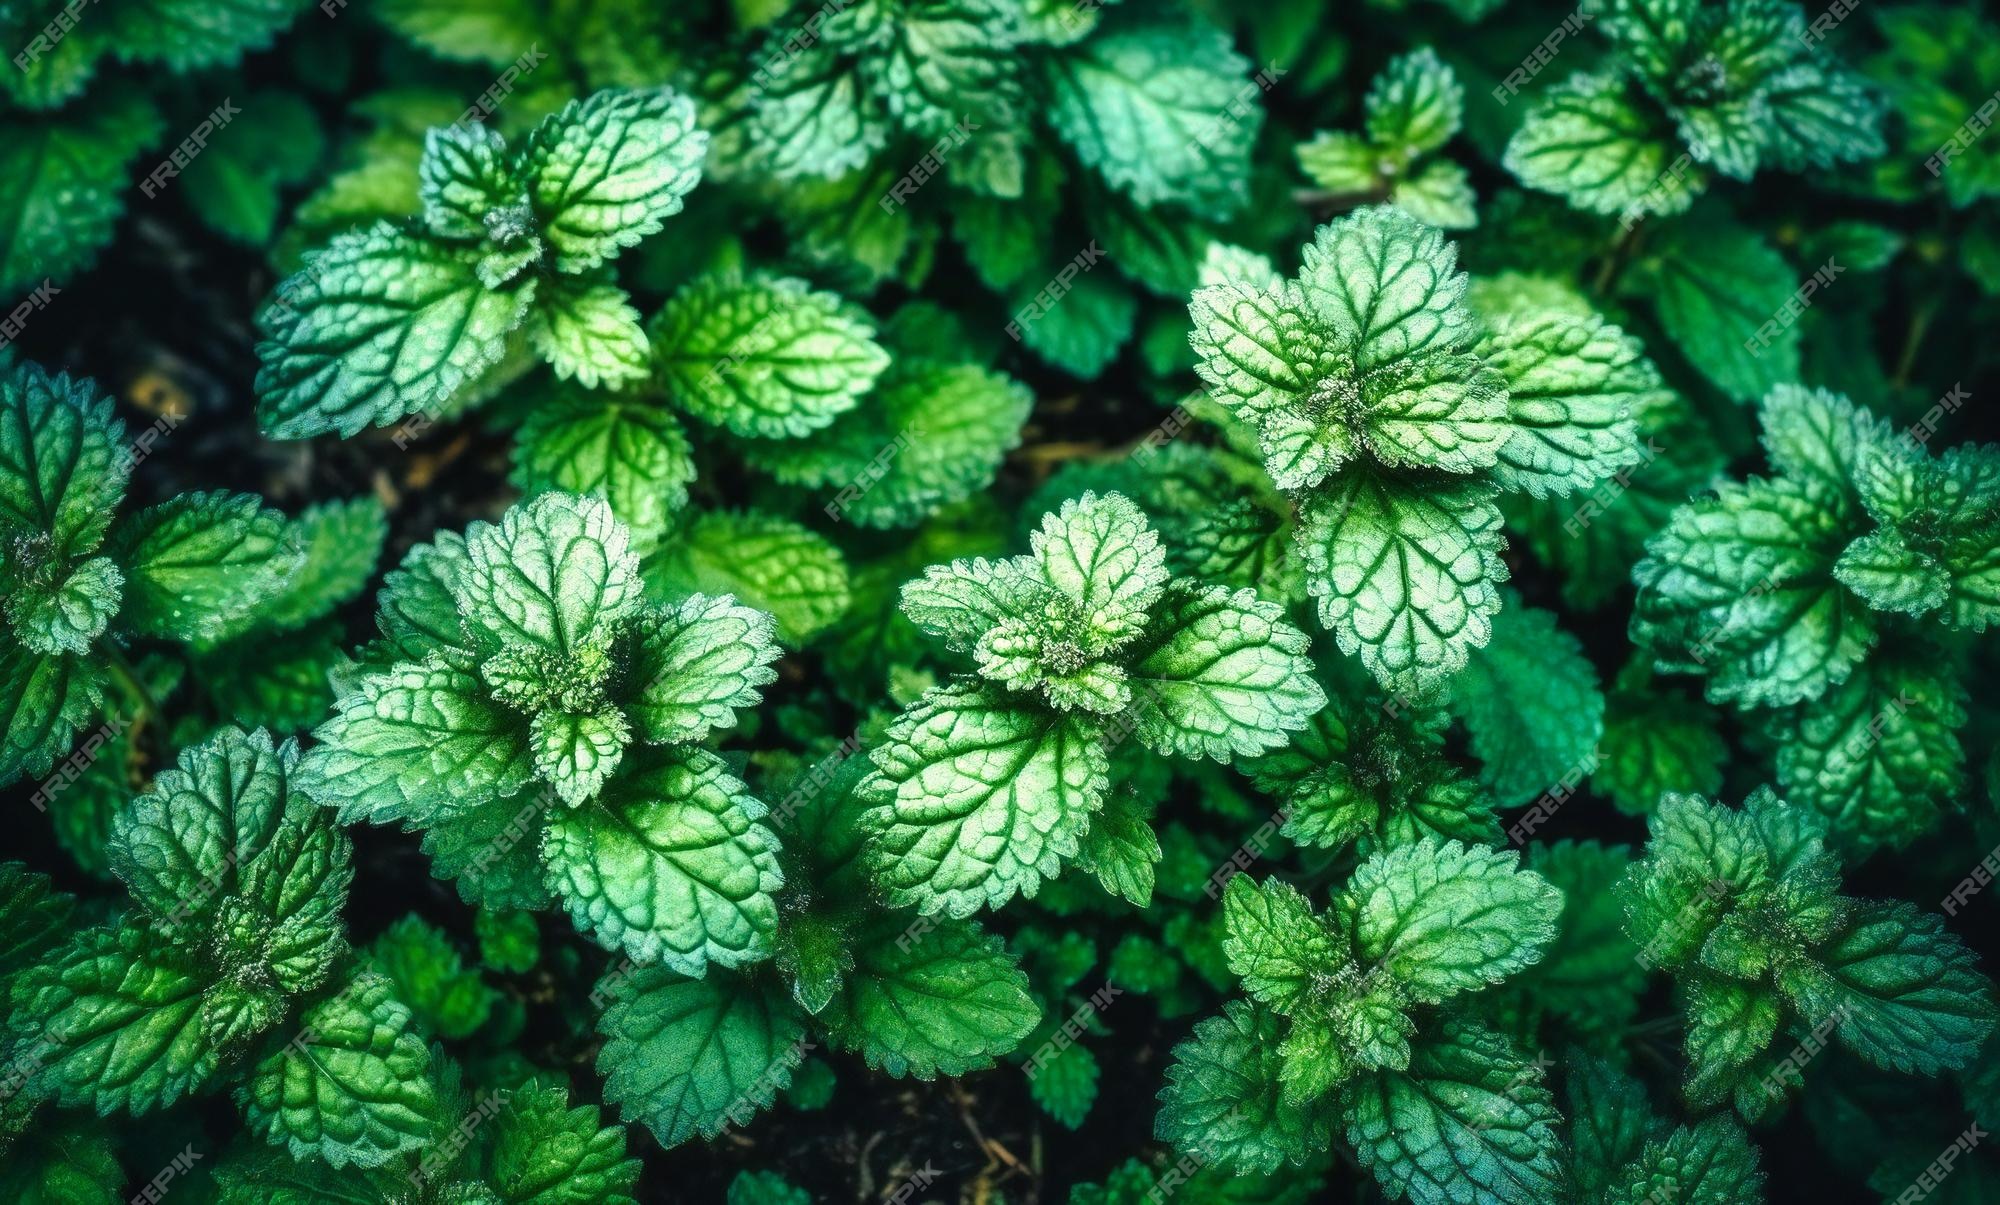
[1605,1116,1765,1205]
[528,279,653,390]
[0,863,74,981]
[487,1083,643,1205]
[1504,74,1691,219]
[1221,876,1345,1015]
[1366,48,1462,156]
[1476,312,1652,498]
[743,360,1032,529]
[300,659,534,825]
[511,388,695,552]
[110,728,350,991]
[727,1170,810,1205]
[0,85,164,295]
[1156,998,1336,1174]
[1297,472,1508,695]
[643,511,850,644]
[595,968,806,1149]
[241,972,436,1168]
[473,908,540,975]
[111,491,306,648]
[519,87,707,273]
[0,361,129,559]
[1009,266,1137,379]
[0,1113,117,1203]
[624,593,780,746]
[1500,843,1646,1041]
[10,923,220,1113]
[255,497,389,631]
[1562,1055,1655,1200]
[7,557,122,657]
[417,122,520,239]
[1777,900,1997,1076]
[1765,650,1967,853]
[1074,787,1160,907]
[1345,1020,1565,1205]
[257,222,535,439]
[1032,491,1169,647]
[0,642,108,786]
[1593,681,1727,816]
[529,708,628,807]
[1125,583,1325,762]
[821,913,1038,1078]
[180,90,326,245]
[652,272,890,439]
[1345,838,1560,1002]
[1042,10,1260,217]
[544,747,784,975]
[1448,595,1604,806]
[458,492,641,655]
[1628,214,1801,405]
[1028,1038,1099,1129]
[863,683,1110,917]
[1632,477,1875,707]
[365,914,497,1041]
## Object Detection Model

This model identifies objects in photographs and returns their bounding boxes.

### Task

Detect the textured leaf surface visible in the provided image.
[257,223,534,438]
[544,747,784,975]
[240,973,435,1168]
[821,913,1038,1078]
[863,683,1109,917]
[596,968,806,1149]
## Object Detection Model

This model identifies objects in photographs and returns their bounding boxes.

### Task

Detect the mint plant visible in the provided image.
[1632,385,1995,851]
[858,491,1326,916]
[2,358,379,787]
[1298,49,1475,229]
[1155,841,1564,1201]
[257,86,707,438]
[1504,0,1884,220]
[7,0,1998,1199]
[1189,204,1652,692]
[591,744,1039,1150]
[297,491,786,974]
[1621,788,1997,1118]
[5,727,437,1169]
